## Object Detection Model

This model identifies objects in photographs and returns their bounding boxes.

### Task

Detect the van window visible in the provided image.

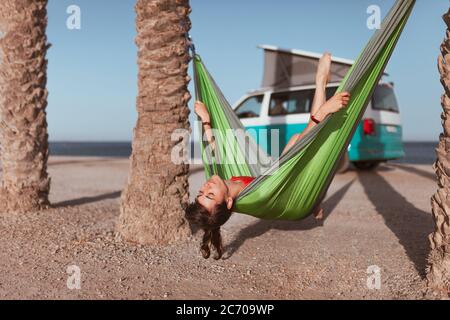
[326,87,338,100]
[372,85,399,113]
[235,95,264,118]
[269,90,314,116]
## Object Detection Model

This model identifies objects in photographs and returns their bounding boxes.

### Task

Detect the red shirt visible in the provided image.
[230,176,255,188]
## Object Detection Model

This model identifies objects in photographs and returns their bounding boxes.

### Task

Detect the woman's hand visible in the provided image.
[194,101,210,123]
[324,92,351,114]
[312,92,351,122]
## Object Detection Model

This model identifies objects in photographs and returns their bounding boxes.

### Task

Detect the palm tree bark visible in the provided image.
[118,0,191,244]
[0,0,51,213]
[428,9,450,293]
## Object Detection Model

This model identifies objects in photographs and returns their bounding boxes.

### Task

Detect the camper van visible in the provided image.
[233,46,404,170]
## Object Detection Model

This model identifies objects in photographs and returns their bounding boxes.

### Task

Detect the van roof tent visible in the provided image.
[258,45,388,89]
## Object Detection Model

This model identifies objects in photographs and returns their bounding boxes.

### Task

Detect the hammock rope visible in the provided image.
[192,0,415,220]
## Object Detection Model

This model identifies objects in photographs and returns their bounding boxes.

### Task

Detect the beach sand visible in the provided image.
[0,156,439,299]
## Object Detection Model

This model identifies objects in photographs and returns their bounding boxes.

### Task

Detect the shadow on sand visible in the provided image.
[388,163,436,182]
[357,170,433,276]
[224,166,434,275]
[53,191,122,208]
[224,179,355,259]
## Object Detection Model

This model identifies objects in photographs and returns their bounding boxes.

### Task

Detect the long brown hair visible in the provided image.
[185,200,232,260]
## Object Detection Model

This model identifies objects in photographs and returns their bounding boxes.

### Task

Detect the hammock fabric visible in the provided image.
[193,0,415,220]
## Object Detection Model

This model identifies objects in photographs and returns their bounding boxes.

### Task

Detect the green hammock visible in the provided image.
[193,0,415,220]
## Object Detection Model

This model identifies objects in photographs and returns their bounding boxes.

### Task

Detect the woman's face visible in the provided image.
[196,175,229,213]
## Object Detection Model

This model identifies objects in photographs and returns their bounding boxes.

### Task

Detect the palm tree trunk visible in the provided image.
[427,9,450,293]
[118,0,191,244]
[0,0,51,213]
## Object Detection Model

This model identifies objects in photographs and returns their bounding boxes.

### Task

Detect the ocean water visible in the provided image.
[49,141,438,165]
[392,142,438,165]
[50,142,131,158]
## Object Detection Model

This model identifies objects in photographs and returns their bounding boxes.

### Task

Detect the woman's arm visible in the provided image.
[195,101,216,151]
[281,92,351,155]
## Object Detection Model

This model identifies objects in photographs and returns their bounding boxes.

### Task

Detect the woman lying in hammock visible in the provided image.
[186,53,350,259]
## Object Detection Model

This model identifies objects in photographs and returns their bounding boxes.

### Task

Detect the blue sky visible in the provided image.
[47,0,447,141]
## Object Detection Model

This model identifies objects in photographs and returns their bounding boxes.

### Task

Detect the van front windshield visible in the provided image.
[235,95,264,118]
[372,85,399,113]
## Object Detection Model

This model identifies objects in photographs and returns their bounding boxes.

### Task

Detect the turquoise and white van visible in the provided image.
[233,46,404,170]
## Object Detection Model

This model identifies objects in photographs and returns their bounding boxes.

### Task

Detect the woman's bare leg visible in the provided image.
[281,53,331,155]
[311,52,331,115]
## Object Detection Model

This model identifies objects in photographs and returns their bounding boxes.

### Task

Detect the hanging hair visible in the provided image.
[185,200,232,260]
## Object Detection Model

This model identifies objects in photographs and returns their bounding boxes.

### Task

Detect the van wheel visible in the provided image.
[336,153,350,173]
[352,161,380,171]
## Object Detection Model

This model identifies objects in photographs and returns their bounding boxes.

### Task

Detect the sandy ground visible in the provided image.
[0,156,443,299]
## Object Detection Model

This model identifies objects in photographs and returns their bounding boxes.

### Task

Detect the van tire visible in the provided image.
[352,161,380,171]
[336,153,350,174]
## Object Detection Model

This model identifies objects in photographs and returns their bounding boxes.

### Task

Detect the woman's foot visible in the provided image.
[313,207,324,220]
[316,52,332,85]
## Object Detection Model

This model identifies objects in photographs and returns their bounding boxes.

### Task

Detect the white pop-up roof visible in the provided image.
[259,45,387,89]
